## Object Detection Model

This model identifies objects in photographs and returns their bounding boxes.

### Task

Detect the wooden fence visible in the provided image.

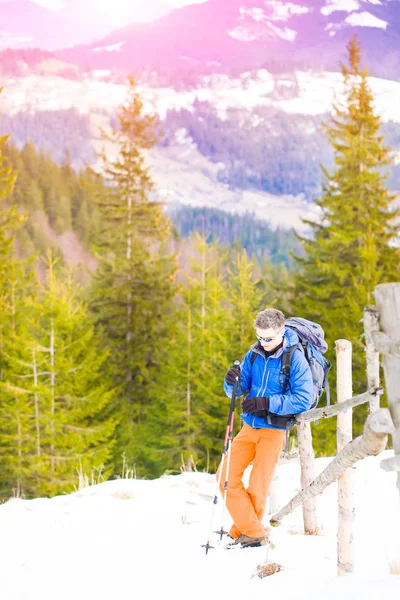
[269,282,400,576]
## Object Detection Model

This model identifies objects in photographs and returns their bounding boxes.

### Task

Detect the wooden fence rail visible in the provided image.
[295,389,383,424]
[270,409,393,526]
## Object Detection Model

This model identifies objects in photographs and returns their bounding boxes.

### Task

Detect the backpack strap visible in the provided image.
[250,350,257,366]
[279,344,299,393]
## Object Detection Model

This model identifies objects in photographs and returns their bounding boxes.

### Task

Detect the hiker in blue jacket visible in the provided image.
[218,308,314,548]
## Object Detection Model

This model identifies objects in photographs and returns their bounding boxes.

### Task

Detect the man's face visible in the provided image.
[255,327,285,352]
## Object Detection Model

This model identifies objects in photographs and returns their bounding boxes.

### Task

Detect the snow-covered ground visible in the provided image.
[0,449,399,600]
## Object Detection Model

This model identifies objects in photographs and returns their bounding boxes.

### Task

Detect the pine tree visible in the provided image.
[137,235,232,476]
[0,252,118,498]
[227,250,261,356]
[291,36,399,455]
[226,250,263,430]
[30,253,117,496]
[0,124,32,497]
[88,78,177,470]
[190,236,231,473]
[0,258,39,498]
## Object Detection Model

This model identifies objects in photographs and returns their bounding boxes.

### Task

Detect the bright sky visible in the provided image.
[32,0,208,11]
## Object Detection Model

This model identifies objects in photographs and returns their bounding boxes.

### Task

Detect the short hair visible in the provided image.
[254,308,285,331]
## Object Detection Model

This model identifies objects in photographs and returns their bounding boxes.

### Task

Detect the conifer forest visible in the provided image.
[0,38,398,499]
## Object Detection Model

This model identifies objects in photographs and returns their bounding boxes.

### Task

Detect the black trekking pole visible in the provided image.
[202,360,240,555]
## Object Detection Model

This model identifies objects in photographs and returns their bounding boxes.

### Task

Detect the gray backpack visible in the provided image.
[251,317,331,409]
[281,317,331,408]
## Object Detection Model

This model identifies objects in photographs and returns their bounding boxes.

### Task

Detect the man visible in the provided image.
[218,308,313,548]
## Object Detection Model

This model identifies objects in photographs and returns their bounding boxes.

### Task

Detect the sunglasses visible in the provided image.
[255,330,283,343]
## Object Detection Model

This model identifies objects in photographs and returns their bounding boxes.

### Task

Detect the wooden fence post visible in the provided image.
[336,339,354,576]
[298,422,319,534]
[373,283,400,497]
[363,306,381,413]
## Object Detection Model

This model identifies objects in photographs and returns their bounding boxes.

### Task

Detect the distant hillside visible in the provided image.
[0,49,82,77]
[168,204,302,268]
[3,139,299,278]
[3,101,400,219]
[0,109,96,167]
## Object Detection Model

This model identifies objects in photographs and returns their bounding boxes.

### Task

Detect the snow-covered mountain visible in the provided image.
[2,1,399,75]
[58,0,400,78]
[1,67,399,231]
[0,0,110,50]
[0,0,175,50]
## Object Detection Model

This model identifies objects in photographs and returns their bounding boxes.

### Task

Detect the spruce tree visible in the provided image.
[88,78,177,470]
[226,250,263,430]
[291,36,399,455]
[0,125,33,497]
[137,235,232,476]
[0,258,39,498]
[0,252,117,498]
[227,250,260,355]
[31,253,117,496]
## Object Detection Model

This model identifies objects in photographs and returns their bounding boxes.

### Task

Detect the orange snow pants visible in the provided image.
[216,422,285,539]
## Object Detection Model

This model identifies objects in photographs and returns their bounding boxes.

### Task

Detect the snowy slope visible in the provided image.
[0,450,399,600]
[1,69,399,123]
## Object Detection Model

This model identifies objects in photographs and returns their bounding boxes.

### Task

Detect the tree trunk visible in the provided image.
[336,339,354,576]
[126,194,133,402]
[298,422,319,534]
[373,283,400,498]
[186,300,193,471]
[50,317,55,472]
[32,348,41,456]
[17,412,22,497]
[270,409,393,526]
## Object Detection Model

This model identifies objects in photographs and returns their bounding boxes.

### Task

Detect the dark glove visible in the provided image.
[225,365,240,385]
[242,396,269,414]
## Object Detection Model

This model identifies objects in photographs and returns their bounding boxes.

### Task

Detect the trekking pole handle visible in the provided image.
[228,360,241,418]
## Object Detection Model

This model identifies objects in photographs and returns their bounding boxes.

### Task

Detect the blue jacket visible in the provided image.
[223,328,314,430]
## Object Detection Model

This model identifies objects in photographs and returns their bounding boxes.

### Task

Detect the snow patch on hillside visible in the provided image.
[240,7,269,22]
[144,145,320,232]
[235,3,303,42]
[229,27,258,42]
[0,32,34,50]
[345,11,388,28]
[264,1,310,19]
[321,0,360,15]
[240,2,309,23]
[268,23,297,41]
[92,41,125,53]
[2,69,400,125]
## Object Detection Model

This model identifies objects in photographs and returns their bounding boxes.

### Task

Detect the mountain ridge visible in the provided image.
[56,0,400,78]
